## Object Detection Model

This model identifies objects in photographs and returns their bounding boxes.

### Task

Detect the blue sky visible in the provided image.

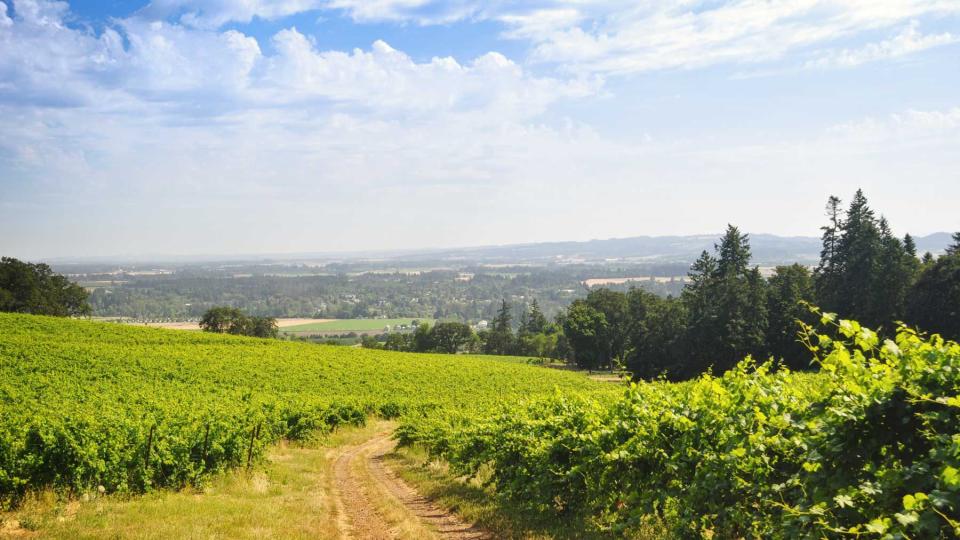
[1,0,958,259]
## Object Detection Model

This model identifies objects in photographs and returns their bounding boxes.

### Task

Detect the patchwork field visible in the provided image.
[136,318,333,331]
[279,318,432,334]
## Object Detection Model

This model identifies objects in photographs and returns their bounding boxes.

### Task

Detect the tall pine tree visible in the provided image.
[947,232,960,256]
[815,195,844,311]
[484,299,515,355]
[682,225,767,376]
[814,190,920,329]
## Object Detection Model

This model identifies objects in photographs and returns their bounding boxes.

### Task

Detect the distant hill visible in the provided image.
[393,232,953,266]
[44,232,954,267]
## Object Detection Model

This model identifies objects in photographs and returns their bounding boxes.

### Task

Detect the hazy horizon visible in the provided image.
[2,1,959,260]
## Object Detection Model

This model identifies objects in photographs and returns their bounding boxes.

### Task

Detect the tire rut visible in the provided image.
[332,427,490,540]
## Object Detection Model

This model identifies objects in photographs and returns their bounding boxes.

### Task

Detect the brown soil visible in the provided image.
[332,429,490,539]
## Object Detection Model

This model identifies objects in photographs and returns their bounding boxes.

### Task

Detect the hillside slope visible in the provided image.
[0,313,613,506]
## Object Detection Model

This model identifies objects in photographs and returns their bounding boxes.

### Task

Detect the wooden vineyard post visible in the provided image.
[246,422,261,469]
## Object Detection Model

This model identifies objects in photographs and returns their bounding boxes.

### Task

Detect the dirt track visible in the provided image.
[331,428,490,539]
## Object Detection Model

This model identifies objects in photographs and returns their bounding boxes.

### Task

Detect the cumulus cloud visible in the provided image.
[1,0,958,259]
[0,0,592,117]
[259,29,596,117]
[0,0,601,212]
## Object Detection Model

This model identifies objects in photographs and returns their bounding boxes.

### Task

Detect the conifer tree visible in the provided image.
[947,232,960,256]
[907,250,960,340]
[484,299,515,355]
[765,264,815,369]
[815,195,844,311]
[682,225,767,375]
[874,217,913,323]
[525,299,548,334]
[904,234,917,258]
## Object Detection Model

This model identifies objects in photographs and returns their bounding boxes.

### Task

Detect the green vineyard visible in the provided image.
[399,312,960,537]
[2,312,958,537]
[0,313,611,508]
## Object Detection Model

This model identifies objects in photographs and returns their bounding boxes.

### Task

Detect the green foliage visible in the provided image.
[679,226,768,377]
[402,310,960,537]
[624,290,686,379]
[484,300,515,356]
[429,322,475,354]
[907,252,960,340]
[561,301,608,370]
[199,306,278,338]
[0,257,90,317]
[0,313,608,509]
[815,190,916,329]
[765,264,816,368]
[946,232,960,256]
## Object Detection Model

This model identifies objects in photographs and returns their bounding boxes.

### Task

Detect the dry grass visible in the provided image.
[0,423,382,539]
[141,318,333,331]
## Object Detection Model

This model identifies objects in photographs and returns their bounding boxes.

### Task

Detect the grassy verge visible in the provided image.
[384,446,665,539]
[0,423,381,539]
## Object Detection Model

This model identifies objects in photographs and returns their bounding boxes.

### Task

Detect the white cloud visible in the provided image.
[259,29,596,117]
[140,0,326,29]
[1,1,959,259]
[805,21,957,68]
[0,1,12,27]
[508,1,960,75]
[826,107,960,143]
[0,0,593,117]
[292,1,960,75]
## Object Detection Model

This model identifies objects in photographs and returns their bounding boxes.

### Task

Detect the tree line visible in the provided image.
[366,299,568,359]
[360,189,959,376]
[561,190,960,379]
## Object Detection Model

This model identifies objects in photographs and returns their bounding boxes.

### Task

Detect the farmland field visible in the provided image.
[279,318,432,334]
[111,318,331,331]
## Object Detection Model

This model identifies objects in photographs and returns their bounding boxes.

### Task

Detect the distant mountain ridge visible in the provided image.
[396,232,953,266]
[46,232,954,266]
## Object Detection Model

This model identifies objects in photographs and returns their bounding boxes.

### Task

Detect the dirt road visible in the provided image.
[331,426,490,539]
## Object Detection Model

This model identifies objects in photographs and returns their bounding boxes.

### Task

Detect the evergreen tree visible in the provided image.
[906,251,960,340]
[842,190,885,324]
[947,232,960,256]
[681,250,720,376]
[765,264,815,369]
[814,190,921,329]
[814,190,882,325]
[904,234,917,258]
[815,196,844,311]
[873,217,914,323]
[681,226,767,376]
[484,299,515,355]
[525,299,548,334]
